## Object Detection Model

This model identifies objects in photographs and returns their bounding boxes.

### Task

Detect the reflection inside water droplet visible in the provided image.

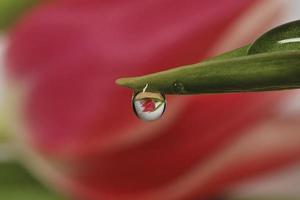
[132,91,166,121]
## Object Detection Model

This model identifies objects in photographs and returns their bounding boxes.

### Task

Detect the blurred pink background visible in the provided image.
[1,1,300,200]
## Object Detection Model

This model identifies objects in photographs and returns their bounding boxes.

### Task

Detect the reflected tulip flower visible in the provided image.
[141,100,156,112]
[3,0,300,200]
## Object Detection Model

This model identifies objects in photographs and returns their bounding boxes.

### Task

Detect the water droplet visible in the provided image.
[248,20,300,55]
[173,81,185,93]
[132,91,166,121]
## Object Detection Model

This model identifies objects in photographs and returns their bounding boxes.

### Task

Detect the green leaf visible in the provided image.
[0,0,39,30]
[117,51,300,94]
[116,20,300,95]
[0,162,63,200]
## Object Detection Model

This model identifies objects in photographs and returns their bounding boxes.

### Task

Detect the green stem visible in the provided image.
[116,50,300,94]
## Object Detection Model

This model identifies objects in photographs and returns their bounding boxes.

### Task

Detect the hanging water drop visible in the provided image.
[132,91,166,121]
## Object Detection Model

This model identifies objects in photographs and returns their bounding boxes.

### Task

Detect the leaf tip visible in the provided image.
[115,77,131,87]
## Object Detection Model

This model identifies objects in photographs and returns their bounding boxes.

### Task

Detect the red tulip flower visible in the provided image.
[3,0,300,200]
